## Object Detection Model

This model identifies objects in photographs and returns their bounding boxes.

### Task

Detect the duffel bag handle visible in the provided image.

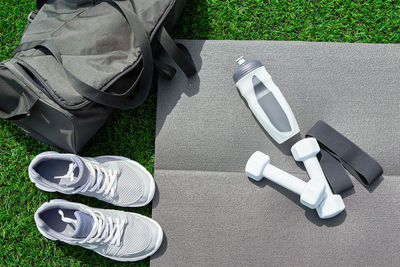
[16,0,153,110]
[0,65,38,120]
[155,27,197,78]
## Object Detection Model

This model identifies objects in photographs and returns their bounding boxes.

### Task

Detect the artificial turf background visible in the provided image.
[0,0,399,266]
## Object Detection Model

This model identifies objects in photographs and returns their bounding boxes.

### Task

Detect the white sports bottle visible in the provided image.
[233,57,300,144]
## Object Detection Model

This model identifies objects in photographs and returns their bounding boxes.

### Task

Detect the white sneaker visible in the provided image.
[35,199,163,262]
[29,152,155,207]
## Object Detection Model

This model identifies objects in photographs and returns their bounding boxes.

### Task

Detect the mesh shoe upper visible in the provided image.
[34,200,163,262]
[29,152,155,207]
[82,156,152,206]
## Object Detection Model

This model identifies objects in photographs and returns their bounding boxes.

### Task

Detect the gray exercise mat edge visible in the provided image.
[152,40,400,266]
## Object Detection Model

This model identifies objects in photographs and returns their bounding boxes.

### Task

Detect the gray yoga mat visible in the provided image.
[151,40,400,266]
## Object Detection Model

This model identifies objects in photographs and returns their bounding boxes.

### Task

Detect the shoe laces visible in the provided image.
[78,162,119,198]
[84,210,127,246]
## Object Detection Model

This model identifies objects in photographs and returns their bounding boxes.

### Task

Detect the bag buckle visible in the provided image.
[28,11,37,23]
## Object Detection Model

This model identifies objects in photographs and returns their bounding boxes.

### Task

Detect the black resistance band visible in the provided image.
[306,121,383,194]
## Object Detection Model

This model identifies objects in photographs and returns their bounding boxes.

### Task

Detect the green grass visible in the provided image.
[1,0,399,266]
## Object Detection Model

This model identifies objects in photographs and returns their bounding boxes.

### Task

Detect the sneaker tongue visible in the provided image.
[56,157,89,188]
[54,163,79,186]
[71,211,94,238]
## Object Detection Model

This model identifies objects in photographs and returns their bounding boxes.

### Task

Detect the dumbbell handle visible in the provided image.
[303,157,332,196]
[263,164,306,196]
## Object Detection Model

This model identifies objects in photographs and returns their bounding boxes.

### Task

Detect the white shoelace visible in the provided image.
[83,210,127,246]
[77,162,119,198]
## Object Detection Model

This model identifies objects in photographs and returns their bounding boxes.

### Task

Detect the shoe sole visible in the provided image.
[37,200,164,262]
[29,155,156,207]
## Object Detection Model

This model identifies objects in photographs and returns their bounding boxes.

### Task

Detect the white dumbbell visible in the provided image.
[246,151,325,209]
[291,138,345,219]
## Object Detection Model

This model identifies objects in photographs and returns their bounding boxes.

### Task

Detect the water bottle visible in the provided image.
[233,57,300,144]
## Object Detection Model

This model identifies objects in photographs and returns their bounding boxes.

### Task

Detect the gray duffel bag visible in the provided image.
[0,0,196,153]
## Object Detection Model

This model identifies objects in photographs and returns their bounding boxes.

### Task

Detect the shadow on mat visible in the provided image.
[249,177,347,227]
[155,40,205,136]
[150,233,168,260]
[152,181,161,209]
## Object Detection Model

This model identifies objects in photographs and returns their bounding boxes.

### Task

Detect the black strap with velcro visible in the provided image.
[306,121,384,194]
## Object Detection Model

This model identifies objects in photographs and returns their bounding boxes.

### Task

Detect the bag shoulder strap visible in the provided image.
[18,0,153,110]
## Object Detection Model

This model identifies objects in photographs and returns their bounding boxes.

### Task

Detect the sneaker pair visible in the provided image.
[30,152,162,262]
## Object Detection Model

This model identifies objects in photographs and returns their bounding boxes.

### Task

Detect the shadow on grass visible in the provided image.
[0,120,55,155]
[173,0,212,40]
